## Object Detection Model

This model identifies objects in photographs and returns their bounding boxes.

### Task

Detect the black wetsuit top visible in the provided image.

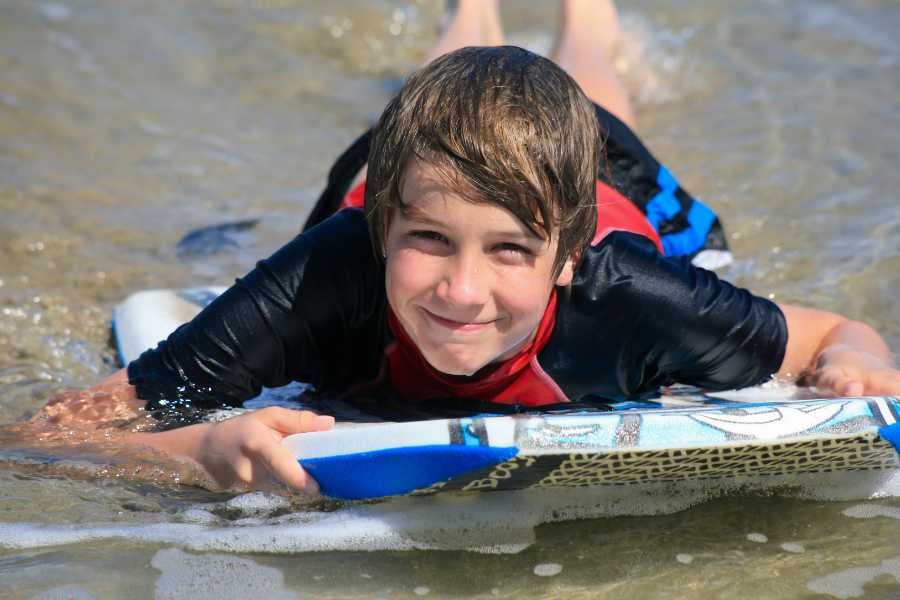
[128,209,787,423]
[127,102,784,422]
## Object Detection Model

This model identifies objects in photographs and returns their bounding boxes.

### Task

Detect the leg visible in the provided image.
[424,0,504,65]
[550,0,635,128]
[351,0,505,189]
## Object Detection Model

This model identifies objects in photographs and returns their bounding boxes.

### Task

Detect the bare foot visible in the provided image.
[549,0,635,128]
[425,0,504,65]
[554,0,621,58]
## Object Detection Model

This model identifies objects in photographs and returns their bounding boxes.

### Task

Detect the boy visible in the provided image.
[22,44,900,496]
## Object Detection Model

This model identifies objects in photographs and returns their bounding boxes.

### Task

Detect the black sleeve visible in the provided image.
[127,210,386,421]
[302,131,371,232]
[544,232,786,401]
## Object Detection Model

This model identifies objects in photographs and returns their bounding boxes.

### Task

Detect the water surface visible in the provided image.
[1,0,899,598]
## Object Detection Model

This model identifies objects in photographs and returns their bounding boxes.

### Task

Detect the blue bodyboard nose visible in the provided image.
[300,445,518,500]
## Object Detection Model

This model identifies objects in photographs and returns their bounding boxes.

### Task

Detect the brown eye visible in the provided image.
[494,243,532,262]
[410,230,448,244]
[496,243,530,256]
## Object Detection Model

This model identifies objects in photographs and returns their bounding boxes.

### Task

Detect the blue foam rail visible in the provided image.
[300,445,518,500]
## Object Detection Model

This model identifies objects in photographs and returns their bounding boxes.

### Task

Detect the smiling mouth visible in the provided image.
[422,308,497,332]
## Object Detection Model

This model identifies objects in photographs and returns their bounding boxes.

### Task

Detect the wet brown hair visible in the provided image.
[365,45,600,275]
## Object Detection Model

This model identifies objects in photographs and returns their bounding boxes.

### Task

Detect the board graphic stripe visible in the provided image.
[873,399,897,426]
[887,397,900,423]
[449,420,465,445]
[471,419,489,445]
[458,419,489,446]
[615,413,641,448]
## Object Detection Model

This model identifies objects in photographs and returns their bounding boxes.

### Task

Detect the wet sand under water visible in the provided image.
[1,0,899,598]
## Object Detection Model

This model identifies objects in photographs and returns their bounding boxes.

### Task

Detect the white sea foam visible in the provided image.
[806,556,900,598]
[1,470,897,554]
[39,3,72,23]
[533,563,563,577]
[842,504,900,520]
[180,508,218,525]
[769,469,900,502]
[220,491,291,516]
[152,548,298,600]
[614,12,702,105]
[30,585,97,600]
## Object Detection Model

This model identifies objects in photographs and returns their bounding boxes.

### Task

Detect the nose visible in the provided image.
[436,251,490,308]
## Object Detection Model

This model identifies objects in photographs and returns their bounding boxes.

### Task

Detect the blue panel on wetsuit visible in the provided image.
[300,445,519,500]
[645,165,681,230]
[879,423,900,453]
[661,199,717,257]
[645,164,718,257]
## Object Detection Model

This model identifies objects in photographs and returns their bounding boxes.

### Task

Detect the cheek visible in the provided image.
[385,251,436,307]
[493,272,555,325]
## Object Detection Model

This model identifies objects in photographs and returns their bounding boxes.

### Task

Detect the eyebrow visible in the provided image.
[401,211,547,244]
[399,206,445,228]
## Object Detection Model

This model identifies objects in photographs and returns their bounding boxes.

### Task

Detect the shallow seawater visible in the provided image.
[1,0,899,598]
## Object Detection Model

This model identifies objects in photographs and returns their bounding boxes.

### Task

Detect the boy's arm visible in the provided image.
[129,209,383,417]
[778,304,900,396]
[583,233,897,397]
[25,211,382,492]
[27,368,333,492]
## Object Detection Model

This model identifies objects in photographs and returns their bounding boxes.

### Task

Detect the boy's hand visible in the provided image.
[193,407,335,493]
[29,369,143,428]
[32,387,143,428]
[803,344,900,397]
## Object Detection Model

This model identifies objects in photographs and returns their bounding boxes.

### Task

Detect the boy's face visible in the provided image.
[384,160,574,376]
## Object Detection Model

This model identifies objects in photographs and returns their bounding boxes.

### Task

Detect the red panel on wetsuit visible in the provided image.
[341,180,367,211]
[340,180,664,254]
[593,181,663,252]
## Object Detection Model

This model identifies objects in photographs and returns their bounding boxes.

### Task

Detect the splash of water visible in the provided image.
[0,470,896,555]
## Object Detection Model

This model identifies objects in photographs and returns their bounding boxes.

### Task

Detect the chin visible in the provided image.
[422,348,488,377]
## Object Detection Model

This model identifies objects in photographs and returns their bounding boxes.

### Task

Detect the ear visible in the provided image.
[554,255,576,287]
